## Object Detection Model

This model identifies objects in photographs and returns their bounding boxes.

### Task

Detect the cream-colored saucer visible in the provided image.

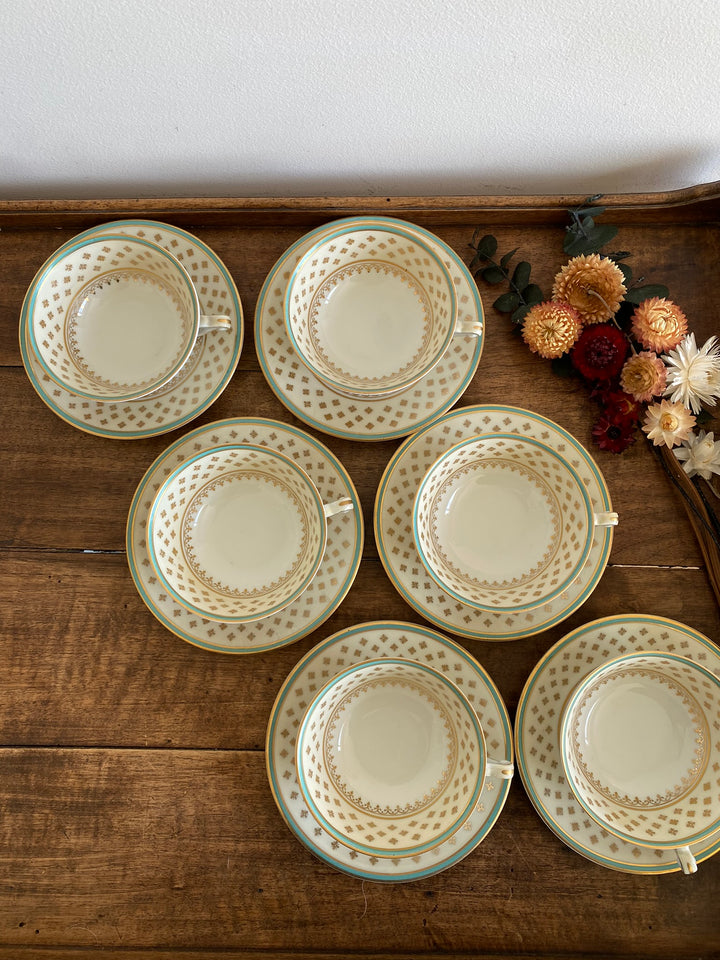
[374,405,614,640]
[19,220,243,439]
[266,620,513,881]
[255,216,483,441]
[126,418,363,653]
[516,615,720,873]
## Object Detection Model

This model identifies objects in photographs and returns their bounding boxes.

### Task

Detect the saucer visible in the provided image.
[19,220,243,439]
[266,620,513,881]
[255,216,483,441]
[374,405,614,640]
[515,614,720,873]
[126,418,363,654]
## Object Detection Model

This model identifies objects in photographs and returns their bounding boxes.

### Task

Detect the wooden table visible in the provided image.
[1,188,719,960]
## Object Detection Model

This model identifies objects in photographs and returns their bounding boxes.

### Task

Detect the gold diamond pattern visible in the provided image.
[256,219,482,440]
[266,622,512,879]
[128,418,362,653]
[516,616,720,872]
[375,405,613,640]
[21,222,243,438]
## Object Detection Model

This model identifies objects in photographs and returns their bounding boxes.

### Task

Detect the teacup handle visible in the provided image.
[486,758,514,779]
[452,318,483,338]
[199,314,233,334]
[593,511,619,527]
[675,845,698,875]
[323,496,355,519]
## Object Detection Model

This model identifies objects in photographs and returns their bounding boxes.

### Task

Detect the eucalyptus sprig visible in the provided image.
[563,195,619,256]
[468,230,543,325]
[564,196,669,303]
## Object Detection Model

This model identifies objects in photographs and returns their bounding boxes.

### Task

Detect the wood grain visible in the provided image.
[0,749,717,957]
[1,189,719,959]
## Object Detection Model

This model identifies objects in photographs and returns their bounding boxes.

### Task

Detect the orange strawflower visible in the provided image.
[521,301,582,359]
[619,351,667,403]
[551,254,626,324]
[631,297,688,352]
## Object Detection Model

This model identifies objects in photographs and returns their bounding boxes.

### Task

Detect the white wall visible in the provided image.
[2,0,717,199]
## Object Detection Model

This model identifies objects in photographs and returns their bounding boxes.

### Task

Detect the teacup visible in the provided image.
[560,651,720,875]
[284,222,481,399]
[295,657,513,858]
[148,444,353,623]
[413,433,618,611]
[27,234,231,402]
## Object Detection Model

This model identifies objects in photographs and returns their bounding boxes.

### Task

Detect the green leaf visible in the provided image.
[581,215,596,231]
[500,247,519,269]
[577,206,606,219]
[493,292,520,313]
[564,223,618,256]
[481,265,506,284]
[618,262,633,284]
[511,304,531,324]
[522,283,544,306]
[512,260,532,291]
[625,283,669,304]
[474,234,498,260]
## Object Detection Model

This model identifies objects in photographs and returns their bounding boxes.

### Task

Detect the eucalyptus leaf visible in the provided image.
[500,247,519,269]
[512,260,531,291]
[522,283,544,305]
[511,304,532,324]
[481,265,506,284]
[576,206,606,219]
[625,283,669,304]
[493,292,520,313]
[475,234,498,260]
[618,262,633,284]
[563,223,618,256]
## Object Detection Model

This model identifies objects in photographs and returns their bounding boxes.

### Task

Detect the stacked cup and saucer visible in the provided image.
[375,405,620,641]
[126,415,365,654]
[255,216,485,441]
[19,223,244,439]
[266,620,515,882]
[516,614,720,875]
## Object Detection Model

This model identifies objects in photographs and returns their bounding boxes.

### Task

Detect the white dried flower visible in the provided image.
[664,334,720,414]
[674,430,720,480]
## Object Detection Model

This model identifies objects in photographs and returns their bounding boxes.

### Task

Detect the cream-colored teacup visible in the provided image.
[148,444,353,623]
[560,651,720,875]
[413,434,618,612]
[284,222,480,399]
[28,234,231,402]
[295,657,513,858]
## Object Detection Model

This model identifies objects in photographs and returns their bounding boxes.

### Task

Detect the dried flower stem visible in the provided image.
[656,445,720,605]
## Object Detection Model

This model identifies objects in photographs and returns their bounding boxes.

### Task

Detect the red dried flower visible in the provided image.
[599,388,643,423]
[591,413,638,453]
[571,323,628,381]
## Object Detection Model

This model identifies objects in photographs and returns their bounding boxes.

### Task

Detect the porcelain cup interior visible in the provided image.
[148,444,352,623]
[284,223,476,399]
[27,233,231,402]
[413,433,617,613]
[295,657,513,858]
[560,650,720,875]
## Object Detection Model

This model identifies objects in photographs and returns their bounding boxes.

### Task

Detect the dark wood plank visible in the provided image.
[0,748,717,957]
[1,552,717,750]
[0,353,713,569]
